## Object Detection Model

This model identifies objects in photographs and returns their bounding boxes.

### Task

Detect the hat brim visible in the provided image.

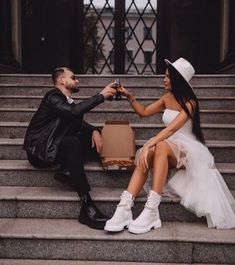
[164,59,193,90]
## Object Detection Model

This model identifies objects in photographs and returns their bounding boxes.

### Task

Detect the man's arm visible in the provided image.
[47,82,116,117]
[81,120,99,135]
[81,121,102,153]
[47,92,105,117]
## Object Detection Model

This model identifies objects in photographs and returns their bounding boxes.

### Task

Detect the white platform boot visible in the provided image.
[128,190,161,234]
[104,190,134,232]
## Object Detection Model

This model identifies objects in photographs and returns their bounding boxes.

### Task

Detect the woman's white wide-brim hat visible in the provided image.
[165,57,195,88]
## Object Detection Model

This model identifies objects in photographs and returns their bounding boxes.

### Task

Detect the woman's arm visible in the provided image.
[119,86,165,117]
[146,113,187,147]
[145,104,193,149]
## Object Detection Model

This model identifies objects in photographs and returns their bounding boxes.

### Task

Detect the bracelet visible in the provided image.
[129,97,136,103]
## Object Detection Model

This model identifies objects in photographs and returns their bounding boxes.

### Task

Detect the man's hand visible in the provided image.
[91,130,102,153]
[99,82,116,99]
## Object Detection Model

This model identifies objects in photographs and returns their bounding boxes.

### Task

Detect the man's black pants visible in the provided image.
[27,133,99,197]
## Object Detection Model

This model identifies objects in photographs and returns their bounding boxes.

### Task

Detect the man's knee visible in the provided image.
[58,136,85,160]
[61,136,82,149]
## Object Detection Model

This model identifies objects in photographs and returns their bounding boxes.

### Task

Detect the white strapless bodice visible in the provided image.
[162,109,195,139]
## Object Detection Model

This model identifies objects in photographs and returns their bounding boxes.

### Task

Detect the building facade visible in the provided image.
[0,0,234,74]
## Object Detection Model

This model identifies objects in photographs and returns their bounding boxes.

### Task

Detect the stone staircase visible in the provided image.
[0,74,234,265]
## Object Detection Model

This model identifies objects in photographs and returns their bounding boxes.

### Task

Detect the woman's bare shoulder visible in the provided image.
[161,92,176,104]
[161,92,173,100]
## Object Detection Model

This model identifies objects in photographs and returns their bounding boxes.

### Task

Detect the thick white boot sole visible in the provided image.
[104,218,132,232]
[128,219,162,234]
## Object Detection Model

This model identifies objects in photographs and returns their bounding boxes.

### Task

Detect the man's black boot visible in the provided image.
[78,193,109,230]
[53,168,76,188]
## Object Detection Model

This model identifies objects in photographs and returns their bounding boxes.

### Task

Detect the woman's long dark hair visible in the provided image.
[168,65,205,144]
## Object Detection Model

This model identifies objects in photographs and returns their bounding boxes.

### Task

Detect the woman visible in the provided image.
[105,58,235,234]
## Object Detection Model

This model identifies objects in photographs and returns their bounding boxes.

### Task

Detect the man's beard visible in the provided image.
[67,85,80,93]
[71,87,80,93]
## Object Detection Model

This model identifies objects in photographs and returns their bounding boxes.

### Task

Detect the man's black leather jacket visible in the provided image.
[23,88,104,163]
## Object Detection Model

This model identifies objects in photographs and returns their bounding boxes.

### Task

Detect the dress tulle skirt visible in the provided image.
[136,133,235,229]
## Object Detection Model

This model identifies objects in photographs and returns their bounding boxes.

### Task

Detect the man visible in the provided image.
[23,67,116,230]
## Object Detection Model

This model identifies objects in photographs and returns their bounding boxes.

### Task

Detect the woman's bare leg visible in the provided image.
[151,141,177,194]
[126,141,178,234]
[127,149,154,197]
[126,167,148,197]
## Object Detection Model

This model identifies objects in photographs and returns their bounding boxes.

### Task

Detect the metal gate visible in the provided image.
[79,0,157,74]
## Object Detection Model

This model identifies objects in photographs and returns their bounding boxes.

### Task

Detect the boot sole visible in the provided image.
[128,219,162,234]
[79,216,106,230]
[104,220,132,232]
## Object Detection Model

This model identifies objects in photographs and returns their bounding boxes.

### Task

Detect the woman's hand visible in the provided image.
[117,86,133,100]
[137,146,149,172]
[91,130,102,153]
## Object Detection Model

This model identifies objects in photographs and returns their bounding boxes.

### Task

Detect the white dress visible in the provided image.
[137,108,235,229]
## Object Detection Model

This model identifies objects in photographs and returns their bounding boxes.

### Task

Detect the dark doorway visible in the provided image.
[21,0,79,73]
[0,0,18,72]
[156,0,221,73]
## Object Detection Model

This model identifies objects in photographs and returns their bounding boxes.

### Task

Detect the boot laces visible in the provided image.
[117,192,134,208]
[145,194,157,210]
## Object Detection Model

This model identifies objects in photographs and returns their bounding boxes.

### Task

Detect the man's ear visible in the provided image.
[59,76,65,85]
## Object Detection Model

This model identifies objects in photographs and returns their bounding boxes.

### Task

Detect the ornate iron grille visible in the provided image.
[83,0,115,74]
[125,0,157,74]
[83,0,157,74]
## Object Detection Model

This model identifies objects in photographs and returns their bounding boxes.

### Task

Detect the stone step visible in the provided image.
[0,74,235,86]
[0,107,234,123]
[1,122,234,140]
[0,85,235,97]
[0,218,234,263]
[0,94,235,110]
[0,138,234,163]
[1,95,235,110]
[0,160,130,189]
[0,260,223,265]
[0,160,234,190]
[1,75,234,265]
[1,186,234,222]
[0,186,209,222]
[65,96,235,110]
